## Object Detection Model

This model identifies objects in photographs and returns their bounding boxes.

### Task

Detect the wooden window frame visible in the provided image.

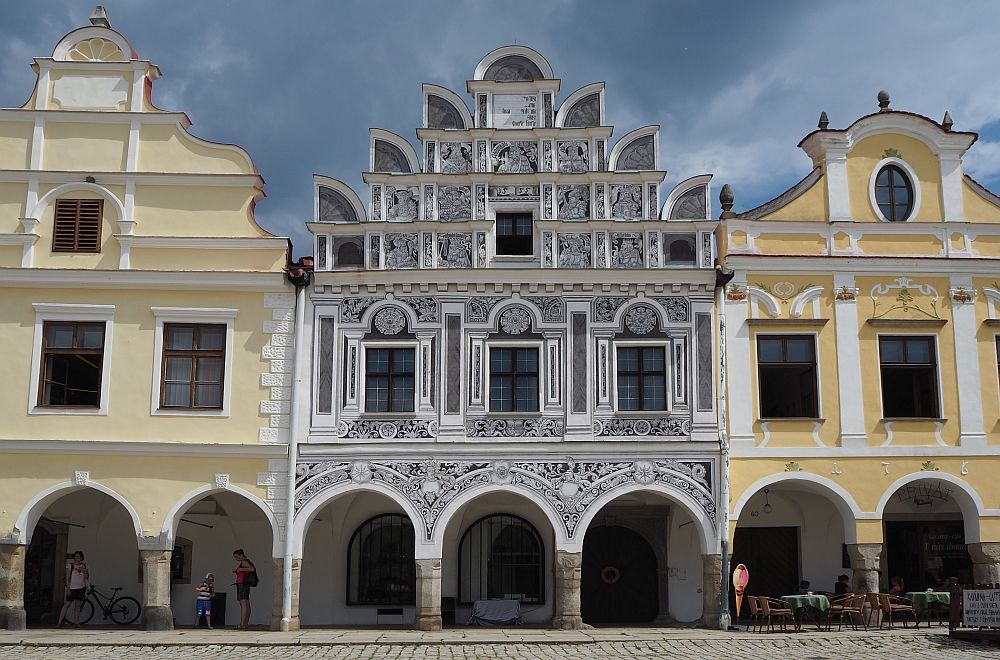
[756,334,819,418]
[37,321,106,408]
[52,199,103,253]
[874,164,913,222]
[878,335,940,418]
[159,323,227,410]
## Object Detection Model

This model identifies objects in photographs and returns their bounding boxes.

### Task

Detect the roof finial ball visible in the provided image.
[877,90,891,112]
[720,184,736,220]
[818,111,829,130]
[942,111,954,131]
[89,5,111,28]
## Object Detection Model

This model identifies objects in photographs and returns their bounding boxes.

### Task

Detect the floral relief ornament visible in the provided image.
[726,284,747,301]
[835,286,858,302]
[499,307,531,334]
[950,287,975,304]
[373,307,406,335]
[624,306,657,334]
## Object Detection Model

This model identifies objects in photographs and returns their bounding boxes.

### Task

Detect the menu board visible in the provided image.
[493,94,538,129]
[963,590,1000,628]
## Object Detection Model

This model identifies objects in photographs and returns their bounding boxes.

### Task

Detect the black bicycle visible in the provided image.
[76,585,142,625]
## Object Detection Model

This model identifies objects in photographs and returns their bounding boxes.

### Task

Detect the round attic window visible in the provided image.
[874,164,913,221]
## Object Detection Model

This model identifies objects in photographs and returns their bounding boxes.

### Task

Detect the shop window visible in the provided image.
[347,514,415,605]
[38,321,106,407]
[757,335,818,417]
[875,165,913,221]
[489,347,538,412]
[496,213,533,255]
[879,336,939,417]
[365,348,415,412]
[616,346,667,411]
[459,514,543,604]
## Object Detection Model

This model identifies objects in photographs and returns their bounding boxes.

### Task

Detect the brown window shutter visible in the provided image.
[53,199,103,253]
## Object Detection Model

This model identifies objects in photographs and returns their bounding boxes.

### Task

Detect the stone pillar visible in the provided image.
[847,543,882,594]
[968,543,1000,584]
[415,558,441,631]
[552,550,590,629]
[139,549,173,630]
[0,545,26,631]
[702,554,722,628]
[271,557,301,631]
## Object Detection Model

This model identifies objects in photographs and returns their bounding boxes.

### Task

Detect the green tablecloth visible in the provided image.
[782,594,831,611]
[906,591,950,612]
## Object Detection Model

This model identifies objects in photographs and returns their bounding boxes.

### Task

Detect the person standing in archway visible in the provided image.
[57,551,89,627]
[232,549,256,629]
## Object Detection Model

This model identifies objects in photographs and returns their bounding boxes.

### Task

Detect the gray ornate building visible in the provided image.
[296,46,723,630]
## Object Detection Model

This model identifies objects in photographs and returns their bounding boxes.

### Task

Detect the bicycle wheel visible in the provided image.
[109,596,141,625]
[76,599,95,625]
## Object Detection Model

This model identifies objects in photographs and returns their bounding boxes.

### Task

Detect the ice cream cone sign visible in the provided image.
[733,564,750,619]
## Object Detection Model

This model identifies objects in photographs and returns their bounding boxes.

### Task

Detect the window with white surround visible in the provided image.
[878,335,939,418]
[364,347,415,413]
[150,308,237,417]
[616,346,667,411]
[29,303,115,415]
[757,335,818,418]
[489,346,539,412]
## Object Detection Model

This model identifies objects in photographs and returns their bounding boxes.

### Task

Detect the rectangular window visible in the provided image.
[52,199,102,253]
[365,348,415,412]
[160,324,226,409]
[757,335,818,418]
[38,321,105,407]
[616,346,667,411]
[495,212,533,256]
[879,336,939,418]
[490,347,538,412]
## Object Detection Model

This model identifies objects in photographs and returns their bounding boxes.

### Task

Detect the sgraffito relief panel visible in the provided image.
[557,233,592,268]
[610,232,644,268]
[438,186,471,221]
[563,92,600,128]
[427,94,465,130]
[425,142,436,173]
[371,186,382,221]
[317,317,335,414]
[696,312,713,412]
[557,140,590,173]
[490,185,539,202]
[556,184,590,220]
[440,142,473,174]
[492,141,538,173]
[383,233,419,269]
[386,185,419,222]
[474,185,486,220]
[368,234,381,269]
[571,313,587,413]
[437,233,473,267]
[592,296,689,323]
[445,315,461,413]
[319,186,359,223]
[615,135,655,171]
[422,185,435,220]
[610,184,643,220]
[670,185,707,220]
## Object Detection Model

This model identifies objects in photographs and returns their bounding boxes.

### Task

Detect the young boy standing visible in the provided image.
[195,573,215,629]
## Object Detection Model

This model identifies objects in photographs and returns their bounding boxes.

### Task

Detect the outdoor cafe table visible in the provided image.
[782,594,831,630]
[906,591,950,614]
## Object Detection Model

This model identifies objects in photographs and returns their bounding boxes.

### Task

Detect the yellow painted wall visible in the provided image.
[757,171,828,221]
[963,181,1000,223]
[130,248,287,272]
[43,121,129,171]
[133,185,266,238]
[0,182,28,230]
[753,233,827,254]
[0,288,273,444]
[0,120,32,169]
[137,124,251,174]
[0,244,23,266]
[30,187,121,270]
[0,453,274,539]
[972,235,1000,258]
[847,134,943,222]
[856,233,944,256]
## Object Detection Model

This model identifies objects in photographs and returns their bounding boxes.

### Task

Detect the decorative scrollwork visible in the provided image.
[341,297,380,323]
[398,297,439,322]
[337,419,438,440]
[465,417,564,437]
[593,417,691,437]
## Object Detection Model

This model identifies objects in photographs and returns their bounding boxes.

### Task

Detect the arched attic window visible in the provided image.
[875,164,914,221]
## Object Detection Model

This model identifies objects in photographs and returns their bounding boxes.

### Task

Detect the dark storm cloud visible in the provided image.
[3,1,1000,255]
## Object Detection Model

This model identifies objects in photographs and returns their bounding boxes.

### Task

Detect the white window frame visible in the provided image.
[612,339,673,414]
[753,332,823,420]
[875,331,944,420]
[29,303,116,416]
[486,341,544,414]
[150,307,237,417]
[869,157,921,223]
[360,341,420,416]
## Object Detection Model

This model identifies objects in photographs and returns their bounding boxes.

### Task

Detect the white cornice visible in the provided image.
[722,254,1000,274]
[0,233,38,246]
[0,170,262,187]
[300,442,719,459]
[0,109,188,126]
[0,439,286,457]
[415,127,613,141]
[0,268,290,291]
[312,269,717,289]
[309,219,718,235]
[362,170,666,186]
[117,236,288,250]
[731,445,1000,458]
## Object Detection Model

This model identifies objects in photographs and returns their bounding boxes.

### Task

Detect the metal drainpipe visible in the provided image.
[281,275,309,631]
[715,267,734,630]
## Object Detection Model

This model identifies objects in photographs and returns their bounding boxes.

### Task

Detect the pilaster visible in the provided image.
[833,273,867,448]
[847,543,882,594]
[552,550,590,629]
[415,558,442,631]
[139,549,174,630]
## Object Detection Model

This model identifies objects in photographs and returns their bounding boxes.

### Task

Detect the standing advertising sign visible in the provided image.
[733,564,750,619]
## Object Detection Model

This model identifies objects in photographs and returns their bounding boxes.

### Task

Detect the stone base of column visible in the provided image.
[846,543,882,594]
[0,545,27,631]
[552,550,592,630]
[415,558,442,631]
[968,542,1000,584]
[701,554,722,629]
[271,557,301,631]
[142,605,174,631]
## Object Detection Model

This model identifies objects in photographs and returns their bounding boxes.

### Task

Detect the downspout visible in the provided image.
[281,263,310,631]
[715,266,734,630]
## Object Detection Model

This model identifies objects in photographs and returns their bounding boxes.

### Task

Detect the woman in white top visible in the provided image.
[58,551,89,627]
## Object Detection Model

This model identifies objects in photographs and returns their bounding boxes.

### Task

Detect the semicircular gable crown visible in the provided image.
[318,186,360,223]
[427,94,466,129]
[670,185,708,220]
[373,139,413,174]
[484,55,544,81]
[564,93,600,128]
[617,136,655,170]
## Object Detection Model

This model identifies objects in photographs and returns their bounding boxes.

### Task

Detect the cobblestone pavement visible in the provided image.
[1,628,998,658]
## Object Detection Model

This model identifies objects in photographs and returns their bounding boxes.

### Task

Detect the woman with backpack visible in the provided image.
[232,549,257,629]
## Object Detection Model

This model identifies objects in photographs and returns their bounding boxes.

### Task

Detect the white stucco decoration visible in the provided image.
[52,74,129,110]
[789,286,825,318]
[747,286,781,318]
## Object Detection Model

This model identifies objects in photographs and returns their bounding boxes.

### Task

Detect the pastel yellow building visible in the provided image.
[0,8,295,630]
[719,93,1000,610]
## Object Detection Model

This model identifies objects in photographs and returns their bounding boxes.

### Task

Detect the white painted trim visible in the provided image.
[609,339,673,415]
[788,286,825,318]
[473,45,554,81]
[484,341,545,414]
[161,483,283,557]
[983,287,1000,320]
[608,125,660,171]
[731,473,864,543]
[149,307,238,418]
[116,236,289,250]
[0,109,186,125]
[874,330,945,425]
[51,26,134,61]
[752,330,823,423]
[747,286,781,318]
[0,170,263,187]
[730,445,1000,458]
[875,472,984,543]
[0,438,285,457]
[28,303,115,416]
[313,174,367,224]
[0,269,289,291]
[358,340,420,415]
[15,480,143,546]
[950,275,986,446]
[868,157,921,223]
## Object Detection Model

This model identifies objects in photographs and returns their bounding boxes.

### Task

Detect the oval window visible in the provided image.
[874,164,913,221]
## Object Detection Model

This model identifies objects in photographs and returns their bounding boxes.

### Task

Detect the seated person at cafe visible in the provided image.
[797,580,812,595]
[834,574,851,595]
[888,576,904,596]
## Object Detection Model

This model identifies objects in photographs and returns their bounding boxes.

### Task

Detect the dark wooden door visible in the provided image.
[581,525,658,624]
[24,525,62,625]
[729,527,799,621]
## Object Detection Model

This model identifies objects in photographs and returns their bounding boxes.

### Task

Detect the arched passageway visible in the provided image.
[582,524,657,624]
